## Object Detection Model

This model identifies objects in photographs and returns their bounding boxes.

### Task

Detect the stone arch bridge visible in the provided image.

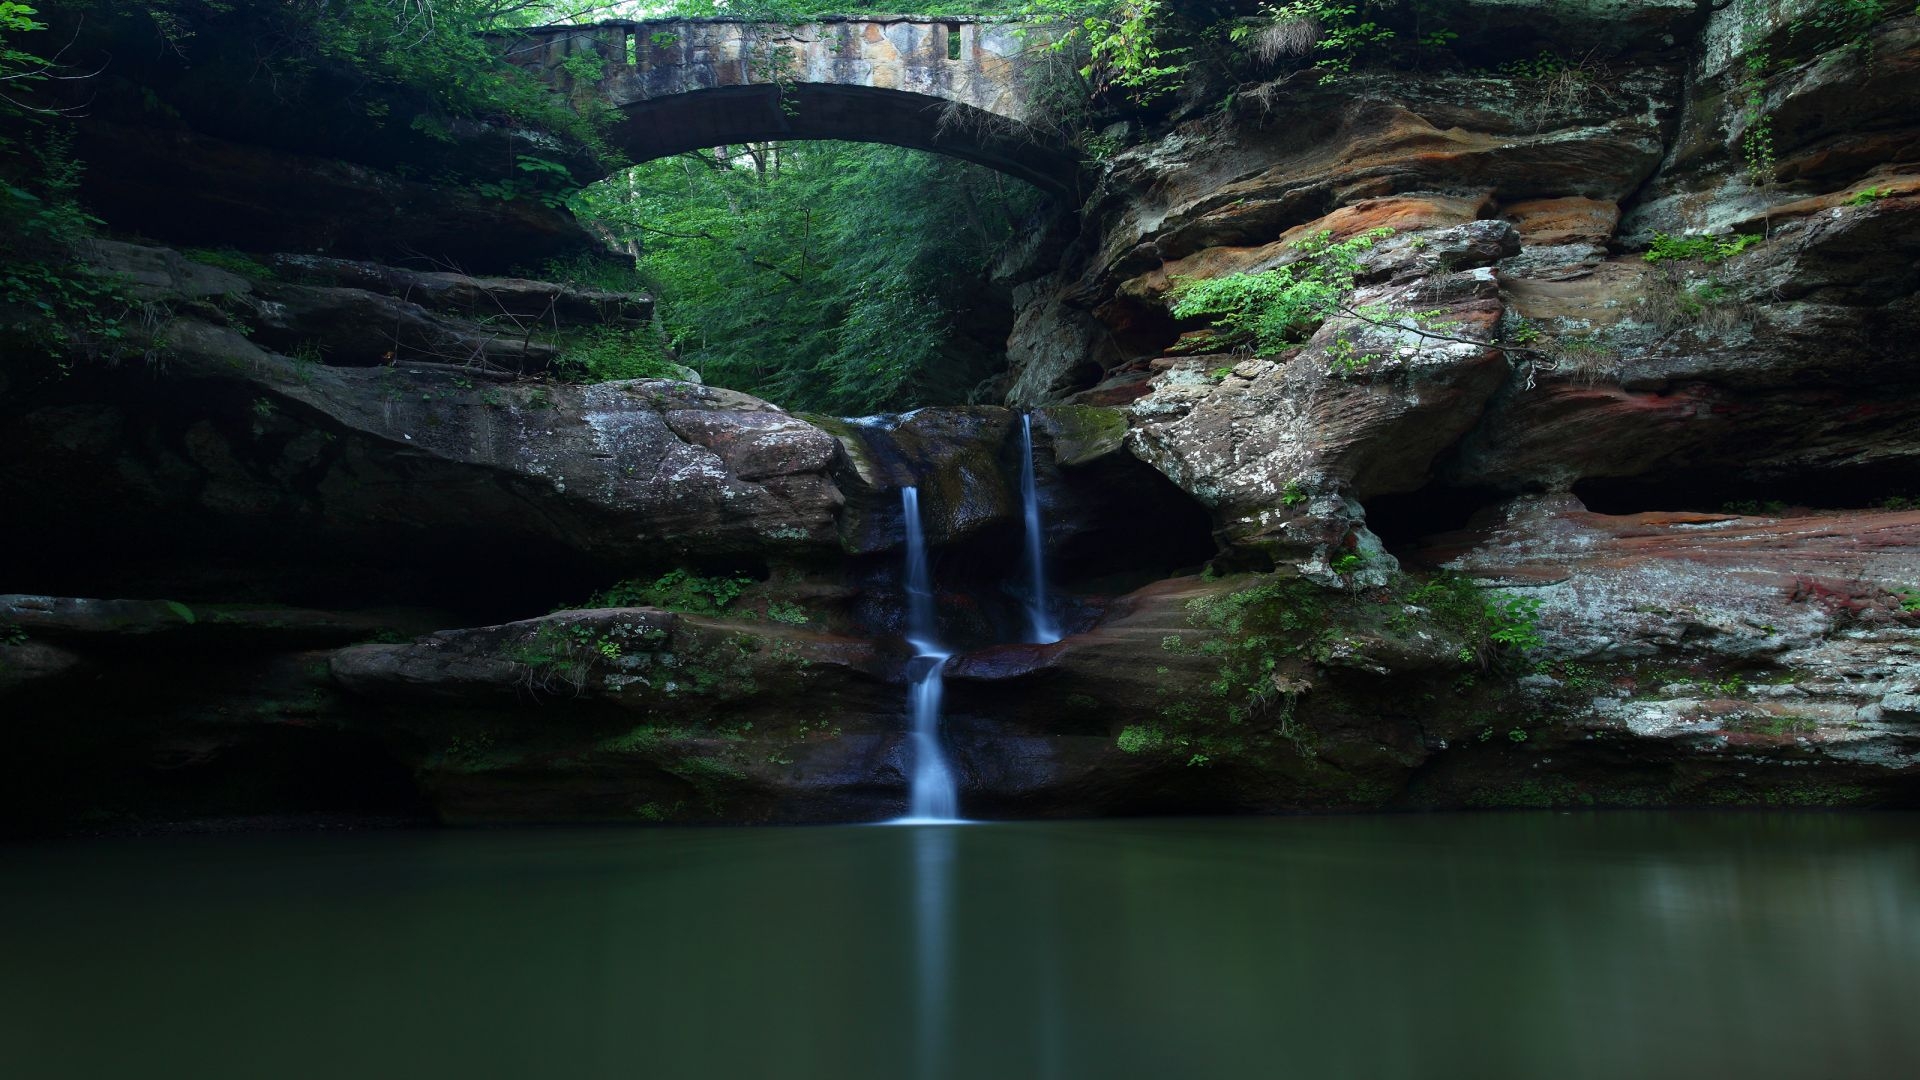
[497,17,1082,196]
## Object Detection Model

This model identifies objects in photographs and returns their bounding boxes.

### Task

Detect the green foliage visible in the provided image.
[1168,228,1389,356]
[163,600,197,625]
[570,142,1042,413]
[1786,0,1895,52]
[585,570,754,615]
[1236,0,1390,83]
[285,0,617,156]
[1486,594,1544,653]
[1,624,28,646]
[1847,186,1893,205]
[1280,480,1308,507]
[1739,51,1777,183]
[1145,575,1330,761]
[1006,0,1186,105]
[507,619,659,695]
[1731,1,1901,182]
[1330,551,1367,576]
[1077,0,1187,102]
[550,326,679,383]
[0,1,48,103]
[765,601,809,626]
[184,247,276,279]
[1,125,133,368]
[1643,232,1765,264]
[1898,589,1920,614]
[1401,574,1545,671]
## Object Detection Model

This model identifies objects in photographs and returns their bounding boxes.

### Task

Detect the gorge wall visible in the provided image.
[2,0,1918,832]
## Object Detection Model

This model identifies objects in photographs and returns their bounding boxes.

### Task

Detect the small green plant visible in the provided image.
[1207,365,1235,380]
[1116,724,1165,753]
[163,600,197,625]
[508,619,665,695]
[1507,727,1529,743]
[1323,334,1380,374]
[1500,50,1568,81]
[559,53,604,83]
[586,570,755,615]
[1487,594,1545,653]
[183,248,275,280]
[1281,480,1308,507]
[1169,228,1391,356]
[1739,51,1776,183]
[288,340,323,381]
[1846,186,1893,206]
[1898,589,1920,614]
[1148,575,1333,762]
[1070,0,1190,104]
[551,326,678,384]
[765,601,809,626]
[1402,575,1545,671]
[1330,552,1368,576]
[1235,1,1396,84]
[1078,130,1124,160]
[1643,232,1764,264]
[0,625,26,646]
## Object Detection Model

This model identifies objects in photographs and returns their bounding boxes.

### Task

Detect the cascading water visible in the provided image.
[1018,414,1062,645]
[898,486,960,822]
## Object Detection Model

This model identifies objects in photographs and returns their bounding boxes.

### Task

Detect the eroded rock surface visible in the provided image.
[9,2,1920,830]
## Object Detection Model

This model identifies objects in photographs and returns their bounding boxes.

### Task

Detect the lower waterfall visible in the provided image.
[897,485,959,823]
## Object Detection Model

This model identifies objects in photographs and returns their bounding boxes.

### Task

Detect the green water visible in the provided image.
[4,814,1918,1079]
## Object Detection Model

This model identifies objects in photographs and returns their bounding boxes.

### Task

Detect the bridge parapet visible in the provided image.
[496,18,1079,194]
[500,17,1037,123]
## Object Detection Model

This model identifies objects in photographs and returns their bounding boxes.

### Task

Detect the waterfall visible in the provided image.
[899,486,960,822]
[1019,414,1062,645]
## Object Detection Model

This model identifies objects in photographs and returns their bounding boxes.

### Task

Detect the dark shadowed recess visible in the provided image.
[0,377,616,624]
[1363,483,1521,552]
[843,442,1216,650]
[0,658,430,838]
[1573,462,1920,515]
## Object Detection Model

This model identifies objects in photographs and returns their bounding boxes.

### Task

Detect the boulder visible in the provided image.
[330,608,908,823]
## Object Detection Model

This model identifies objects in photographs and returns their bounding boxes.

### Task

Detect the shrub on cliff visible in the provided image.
[1168,228,1388,356]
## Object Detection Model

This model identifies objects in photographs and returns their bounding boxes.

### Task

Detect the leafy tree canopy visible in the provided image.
[568,139,1043,414]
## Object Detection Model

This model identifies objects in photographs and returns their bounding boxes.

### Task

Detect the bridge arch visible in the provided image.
[498,17,1083,196]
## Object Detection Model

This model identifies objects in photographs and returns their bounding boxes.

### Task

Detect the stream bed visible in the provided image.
[5,813,1918,1079]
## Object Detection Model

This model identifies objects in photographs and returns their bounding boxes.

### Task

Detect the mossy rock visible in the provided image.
[1038,405,1129,468]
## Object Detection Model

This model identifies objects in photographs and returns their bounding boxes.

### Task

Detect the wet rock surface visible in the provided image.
[8,3,1920,829]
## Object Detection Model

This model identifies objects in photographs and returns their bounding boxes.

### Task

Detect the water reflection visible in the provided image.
[910,824,954,1080]
[4,813,1919,1079]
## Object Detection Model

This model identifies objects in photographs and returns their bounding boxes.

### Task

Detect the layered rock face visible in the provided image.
[5,0,1920,831]
[0,246,1211,830]
[960,0,1920,812]
[1010,2,1920,562]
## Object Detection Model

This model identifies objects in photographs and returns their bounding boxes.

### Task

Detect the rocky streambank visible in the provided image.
[4,0,1920,831]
